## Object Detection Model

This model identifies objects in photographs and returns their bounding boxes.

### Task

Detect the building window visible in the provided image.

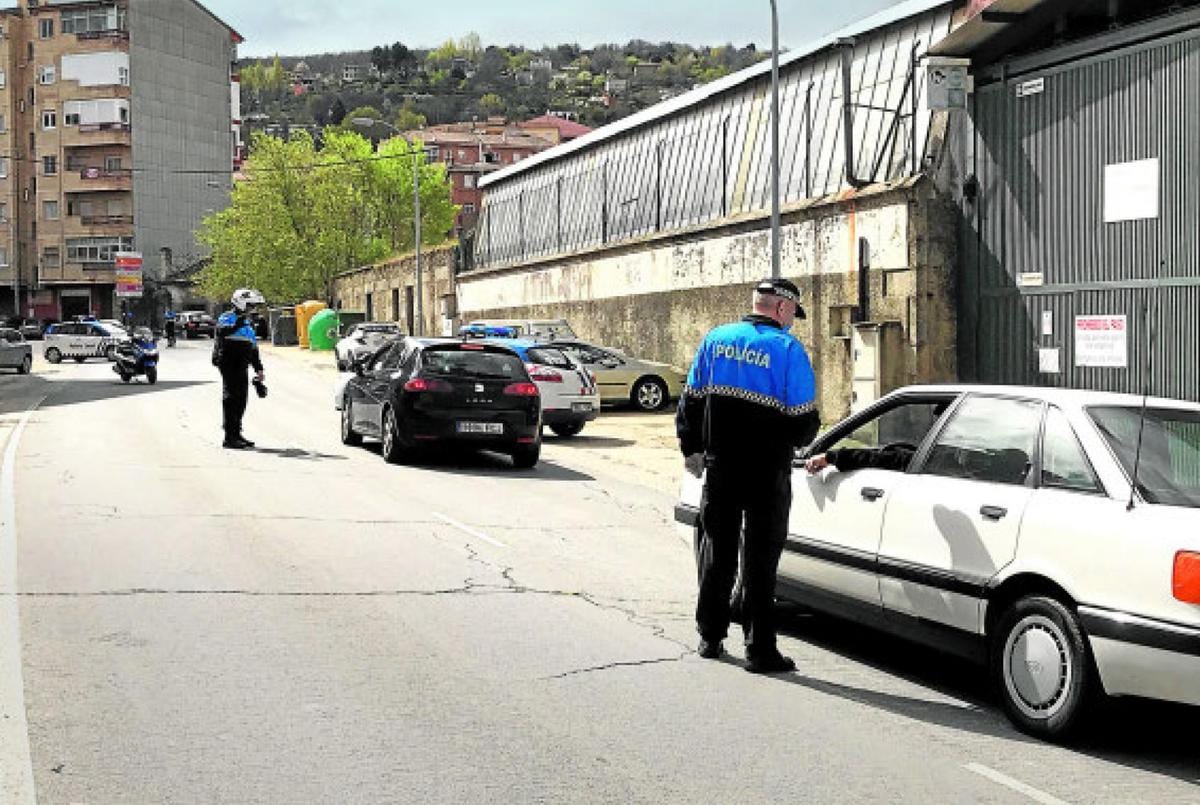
[65,111,80,125]
[39,18,54,39]
[26,43,33,62]
[66,235,133,263]
[0,158,8,178]
[0,114,6,133]
[42,156,57,176]
[61,6,126,35]
[39,66,56,85]
[462,203,477,214]
[42,200,59,220]
[118,66,129,86]
[365,292,373,322]
[0,203,7,222]
[0,70,7,89]
[0,247,7,267]
[104,156,121,172]
[41,109,55,130]
[42,246,60,268]
[464,174,477,189]
[427,146,439,160]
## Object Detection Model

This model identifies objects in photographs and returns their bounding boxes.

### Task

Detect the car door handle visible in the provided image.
[861,487,885,502]
[980,505,1008,521]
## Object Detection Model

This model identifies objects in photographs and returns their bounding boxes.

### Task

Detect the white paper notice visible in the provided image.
[1104,159,1159,223]
[1041,310,1054,337]
[1075,315,1128,368]
[1038,348,1060,374]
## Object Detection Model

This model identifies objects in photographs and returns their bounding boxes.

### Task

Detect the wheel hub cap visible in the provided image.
[1006,618,1069,714]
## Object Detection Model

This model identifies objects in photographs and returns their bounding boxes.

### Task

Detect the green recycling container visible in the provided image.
[307,309,340,352]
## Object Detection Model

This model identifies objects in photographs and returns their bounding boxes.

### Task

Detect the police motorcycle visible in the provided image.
[113,326,160,384]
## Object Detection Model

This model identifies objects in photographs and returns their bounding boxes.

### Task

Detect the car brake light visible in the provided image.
[525,363,563,382]
[461,344,485,351]
[404,378,451,393]
[504,382,540,397]
[1173,552,1200,604]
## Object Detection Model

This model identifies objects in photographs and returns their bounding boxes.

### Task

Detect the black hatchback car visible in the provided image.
[340,338,542,468]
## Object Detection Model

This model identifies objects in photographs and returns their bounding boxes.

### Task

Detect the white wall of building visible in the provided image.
[62,52,130,87]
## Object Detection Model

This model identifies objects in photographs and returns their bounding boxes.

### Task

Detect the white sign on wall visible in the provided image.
[1075,315,1128,368]
[1104,158,1159,223]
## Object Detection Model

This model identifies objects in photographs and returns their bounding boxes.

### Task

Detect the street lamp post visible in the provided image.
[770,0,782,280]
[350,117,425,335]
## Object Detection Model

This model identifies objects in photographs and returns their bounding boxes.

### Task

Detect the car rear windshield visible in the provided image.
[1089,406,1200,508]
[421,348,526,380]
[526,347,574,369]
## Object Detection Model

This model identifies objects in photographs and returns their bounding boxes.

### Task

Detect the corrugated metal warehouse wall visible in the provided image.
[963,18,1200,400]
[474,3,955,269]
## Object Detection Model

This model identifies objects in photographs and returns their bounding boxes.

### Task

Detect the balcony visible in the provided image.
[75,29,130,42]
[62,168,132,194]
[61,122,132,148]
[37,262,117,285]
[81,214,133,226]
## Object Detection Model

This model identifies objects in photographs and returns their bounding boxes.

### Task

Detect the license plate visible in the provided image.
[571,402,594,412]
[457,422,504,435]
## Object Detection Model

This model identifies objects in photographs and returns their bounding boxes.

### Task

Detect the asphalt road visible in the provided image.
[0,341,1196,804]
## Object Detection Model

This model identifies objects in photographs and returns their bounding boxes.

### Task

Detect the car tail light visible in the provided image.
[404,377,451,393]
[504,382,540,397]
[526,364,563,382]
[1173,552,1200,604]
[461,344,485,351]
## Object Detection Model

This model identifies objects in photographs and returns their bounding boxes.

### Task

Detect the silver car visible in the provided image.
[334,323,404,371]
[552,340,686,411]
[0,327,33,374]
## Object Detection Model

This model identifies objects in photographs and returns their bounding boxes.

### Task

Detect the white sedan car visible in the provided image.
[676,385,1200,739]
[334,323,404,371]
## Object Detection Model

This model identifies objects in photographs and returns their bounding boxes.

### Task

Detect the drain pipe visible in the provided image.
[837,38,868,189]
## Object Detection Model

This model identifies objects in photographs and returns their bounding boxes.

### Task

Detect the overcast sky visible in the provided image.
[204,0,901,58]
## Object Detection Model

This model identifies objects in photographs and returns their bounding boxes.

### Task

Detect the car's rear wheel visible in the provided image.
[511,439,540,469]
[341,398,363,446]
[45,347,61,364]
[550,422,584,438]
[993,595,1094,740]
[632,377,669,412]
[380,406,408,464]
[18,355,32,375]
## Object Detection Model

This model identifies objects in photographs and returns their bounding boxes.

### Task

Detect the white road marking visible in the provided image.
[965,763,1071,805]
[1,400,44,805]
[433,512,508,549]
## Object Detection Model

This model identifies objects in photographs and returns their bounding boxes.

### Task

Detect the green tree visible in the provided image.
[395,104,427,131]
[197,131,456,303]
[478,93,505,117]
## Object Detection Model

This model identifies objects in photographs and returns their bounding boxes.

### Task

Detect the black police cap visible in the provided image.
[755,278,806,318]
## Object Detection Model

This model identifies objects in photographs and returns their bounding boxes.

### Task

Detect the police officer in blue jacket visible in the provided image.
[215,289,266,449]
[677,278,820,674]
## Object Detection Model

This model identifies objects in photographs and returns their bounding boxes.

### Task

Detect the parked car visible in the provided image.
[180,311,215,339]
[334,322,404,371]
[488,339,600,437]
[0,327,33,374]
[465,318,577,341]
[676,385,1200,739]
[340,338,542,468]
[43,321,127,363]
[553,340,685,412]
[5,317,43,341]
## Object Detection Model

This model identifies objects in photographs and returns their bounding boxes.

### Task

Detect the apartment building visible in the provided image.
[0,0,242,322]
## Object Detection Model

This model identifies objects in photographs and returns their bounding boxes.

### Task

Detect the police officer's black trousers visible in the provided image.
[220,364,250,440]
[696,462,791,655]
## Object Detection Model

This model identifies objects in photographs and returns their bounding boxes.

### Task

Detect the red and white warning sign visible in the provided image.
[1074,315,1127,368]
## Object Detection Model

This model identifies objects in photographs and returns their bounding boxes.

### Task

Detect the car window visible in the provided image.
[526,347,574,369]
[422,348,525,380]
[378,342,405,371]
[922,396,1043,486]
[831,400,951,455]
[1,329,19,343]
[1041,407,1102,494]
[1090,406,1200,508]
[369,344,394,372]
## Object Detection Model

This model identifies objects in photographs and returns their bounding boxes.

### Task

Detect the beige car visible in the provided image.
[552,340,685,411]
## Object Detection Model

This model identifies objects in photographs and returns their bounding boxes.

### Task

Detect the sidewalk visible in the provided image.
[259,343,339,374]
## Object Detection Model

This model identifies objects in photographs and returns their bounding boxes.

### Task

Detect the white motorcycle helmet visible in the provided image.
[231,288,266,313]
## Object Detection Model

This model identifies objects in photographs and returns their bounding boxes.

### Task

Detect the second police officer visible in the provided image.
[677,278,820,674]
[214,289,267,450]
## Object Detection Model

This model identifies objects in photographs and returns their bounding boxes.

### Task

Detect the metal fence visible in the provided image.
[474,5,954,269]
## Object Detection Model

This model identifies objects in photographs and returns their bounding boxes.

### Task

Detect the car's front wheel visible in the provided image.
[44,347,61,364]
[341,398,363,446]
[632,377,669,412]
[993,595,1094,740]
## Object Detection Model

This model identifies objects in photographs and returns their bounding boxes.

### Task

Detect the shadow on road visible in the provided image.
[252,446,348,461]
[0,376,213,414]
[359,442,595,481]
[548,434,636,450]
[771,606,1200,786]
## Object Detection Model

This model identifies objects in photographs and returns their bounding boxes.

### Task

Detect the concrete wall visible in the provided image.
[458,183,958,421]
[331,246,458,338]
[129,0,233,278]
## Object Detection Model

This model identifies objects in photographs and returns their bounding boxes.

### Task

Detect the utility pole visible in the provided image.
[770,0,782,280]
